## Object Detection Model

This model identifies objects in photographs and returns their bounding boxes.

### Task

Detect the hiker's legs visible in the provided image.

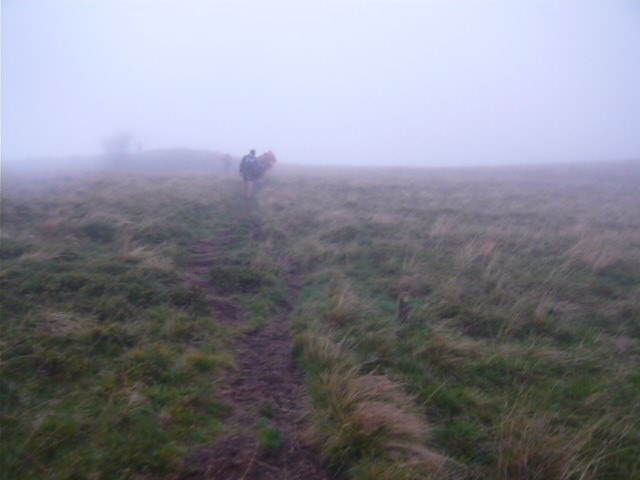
[245,180,255,198]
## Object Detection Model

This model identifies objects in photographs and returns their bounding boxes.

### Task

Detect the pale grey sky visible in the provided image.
[2,0,640,166]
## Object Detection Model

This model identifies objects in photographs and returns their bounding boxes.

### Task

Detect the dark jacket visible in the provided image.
[240,153,259,180]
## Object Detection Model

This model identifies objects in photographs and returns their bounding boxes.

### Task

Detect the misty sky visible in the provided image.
[2,0,640,167]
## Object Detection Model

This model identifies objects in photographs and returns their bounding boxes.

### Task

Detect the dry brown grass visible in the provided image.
[260,161,640,479]
[307,367,450,476]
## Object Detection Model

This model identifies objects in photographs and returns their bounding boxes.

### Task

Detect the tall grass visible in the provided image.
[261,162,640,479]
[0,172,273,478]
[3,162,639,479]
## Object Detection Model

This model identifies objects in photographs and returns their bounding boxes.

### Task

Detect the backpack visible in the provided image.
[240,155,254,173]
[241,155,262,178]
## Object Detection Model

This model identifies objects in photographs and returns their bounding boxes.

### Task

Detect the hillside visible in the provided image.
[1,161,639,479]
[2,148,237,175]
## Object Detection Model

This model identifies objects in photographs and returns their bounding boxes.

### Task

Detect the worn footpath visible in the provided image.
[183,211,337,480]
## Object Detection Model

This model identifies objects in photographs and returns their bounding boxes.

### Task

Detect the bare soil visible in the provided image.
[182,223,338,480]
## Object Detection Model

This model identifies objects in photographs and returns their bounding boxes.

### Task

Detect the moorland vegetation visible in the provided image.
[1,161,639,479]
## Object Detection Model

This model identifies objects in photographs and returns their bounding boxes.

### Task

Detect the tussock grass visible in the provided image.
[260,162,640,479]
[291,294,454,477]
[3,162,639,479]
[496,408,589,480]
[0,172,268,478]
[308,368,427,453]
[325,280,376,327]
[306,367,451,479]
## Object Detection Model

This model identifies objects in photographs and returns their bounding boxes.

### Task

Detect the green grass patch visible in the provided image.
[0,173,242,479]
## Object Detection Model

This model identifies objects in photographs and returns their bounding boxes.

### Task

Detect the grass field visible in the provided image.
[2,161,639,479]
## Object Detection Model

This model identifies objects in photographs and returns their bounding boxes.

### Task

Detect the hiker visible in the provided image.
[254,150,277,189]
[239,149,260,198]
[258,150,276,176]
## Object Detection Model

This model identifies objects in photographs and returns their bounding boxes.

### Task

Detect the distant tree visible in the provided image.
[102,133,133,159]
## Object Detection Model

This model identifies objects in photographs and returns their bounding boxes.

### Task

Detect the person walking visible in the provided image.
[239,149,259,198]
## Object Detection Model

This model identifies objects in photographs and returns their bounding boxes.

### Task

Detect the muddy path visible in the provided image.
[183,216,338,480]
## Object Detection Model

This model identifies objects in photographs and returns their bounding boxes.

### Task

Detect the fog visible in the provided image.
[3,0,640,168]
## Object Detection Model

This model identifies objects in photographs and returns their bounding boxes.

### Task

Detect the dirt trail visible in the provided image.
[183,220,337,480]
